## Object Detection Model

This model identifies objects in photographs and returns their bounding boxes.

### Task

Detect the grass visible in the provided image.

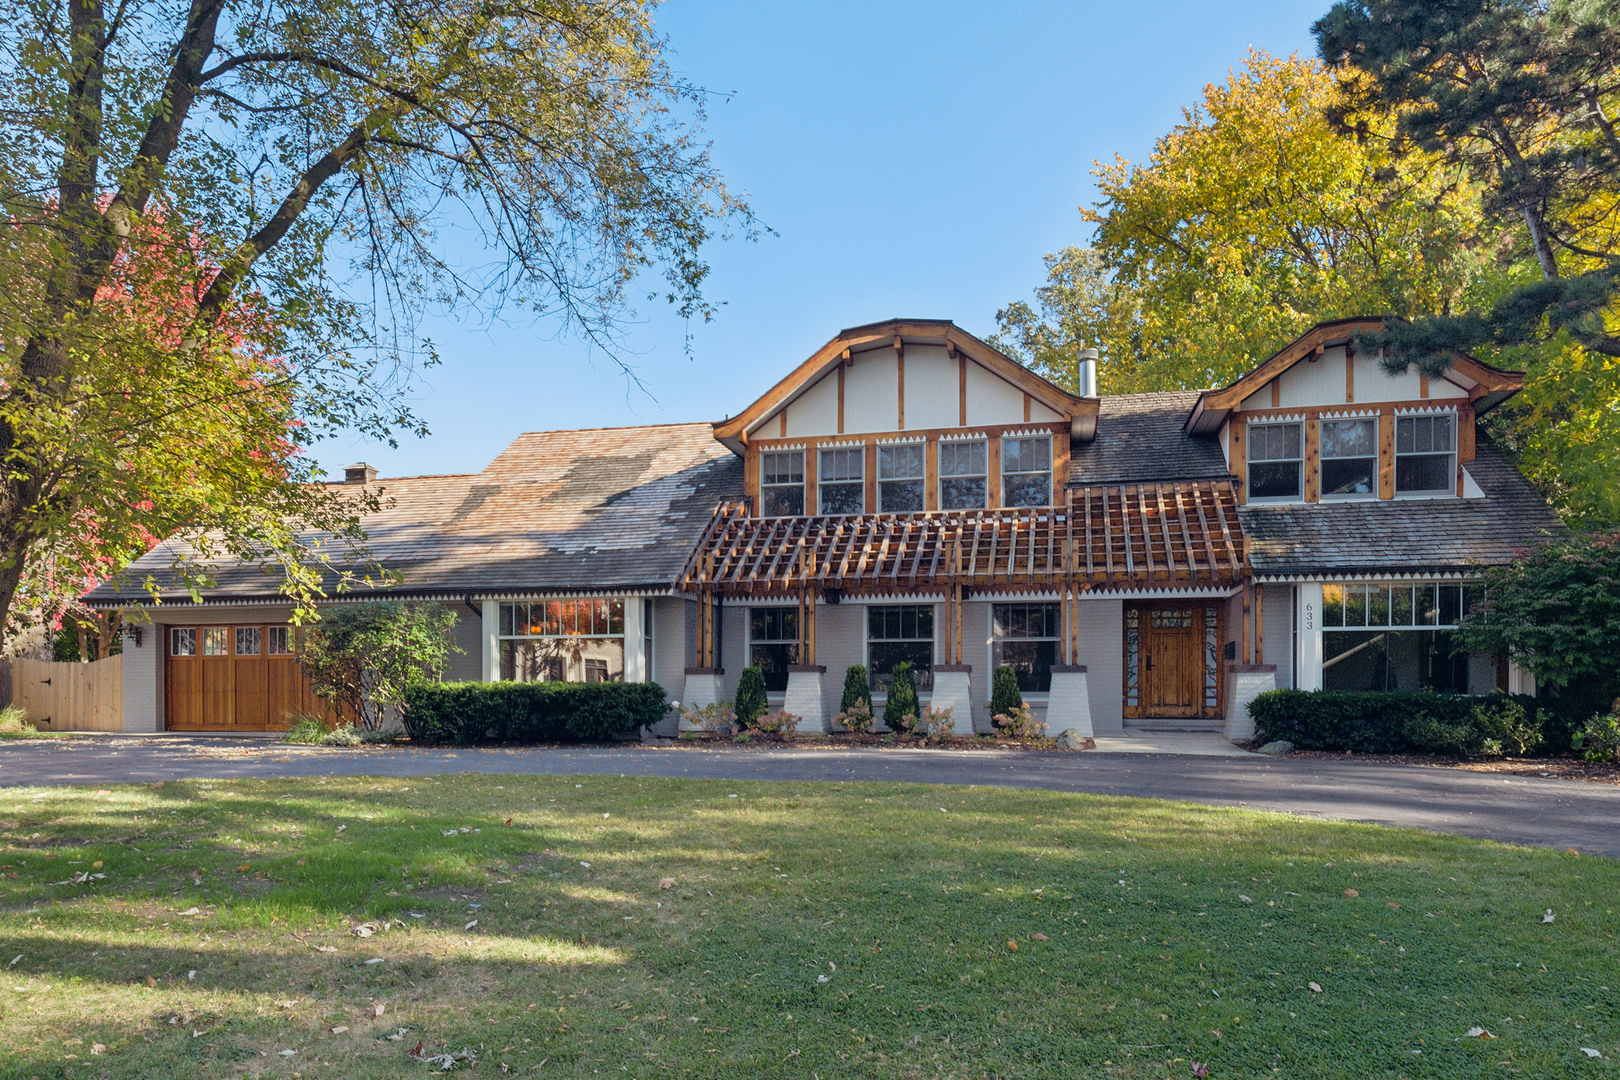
[0,777,1614,1080]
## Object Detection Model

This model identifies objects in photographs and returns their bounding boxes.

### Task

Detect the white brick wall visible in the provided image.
[1073,598,1124,735]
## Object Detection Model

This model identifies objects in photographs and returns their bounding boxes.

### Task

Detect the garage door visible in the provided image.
[165,624,331,731]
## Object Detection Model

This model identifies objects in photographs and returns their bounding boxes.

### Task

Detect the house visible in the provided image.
[87,317,1560,737]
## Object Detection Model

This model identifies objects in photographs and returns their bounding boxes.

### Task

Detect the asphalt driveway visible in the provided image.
[1,735,1615,857]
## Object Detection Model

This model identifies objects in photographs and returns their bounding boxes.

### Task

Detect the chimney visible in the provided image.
[1076,346,1099,398]
[343,463,378,485]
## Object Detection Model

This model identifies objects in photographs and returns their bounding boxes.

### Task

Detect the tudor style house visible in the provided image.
[89,317,1561,738]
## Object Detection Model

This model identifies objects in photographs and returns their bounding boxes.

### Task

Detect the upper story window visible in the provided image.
[760,451,804,517]
[819,447,865,515]
[1247,421,1303,500]
[878,444,924,512]
[939,439,988,509]
[1002,436,1052,507]
[1396,414,1454,495]
[1320,417,1377,498]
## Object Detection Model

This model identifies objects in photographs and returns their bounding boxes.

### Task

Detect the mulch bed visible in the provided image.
[1280,748,1620,785]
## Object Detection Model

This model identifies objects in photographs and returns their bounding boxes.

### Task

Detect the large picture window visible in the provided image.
[1396,414,1455,495]
[867,604,934,692]
[939,439,988,509]
[1319,418,1377,497]
[760,451,804,517]
[748,607,799,693]
[1247,421,1303,500]
[499,599,626,683]
[878,444,925,512]
[1001,436,1052,507]
[819,447,865,515]
[1321,582,1491,693]
[991,603,1060,693]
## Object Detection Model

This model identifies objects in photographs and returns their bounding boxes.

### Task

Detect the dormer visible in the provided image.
[1187,318,1524,505]
[713,319,1099,516]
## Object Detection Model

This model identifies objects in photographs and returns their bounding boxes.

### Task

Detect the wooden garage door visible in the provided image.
[165,624,331,731]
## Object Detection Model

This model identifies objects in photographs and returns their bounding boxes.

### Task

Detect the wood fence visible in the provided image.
[4,656,124,731]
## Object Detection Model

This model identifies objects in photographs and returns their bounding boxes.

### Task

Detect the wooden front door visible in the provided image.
[1125,602,1223,720]
[166,624,328,731]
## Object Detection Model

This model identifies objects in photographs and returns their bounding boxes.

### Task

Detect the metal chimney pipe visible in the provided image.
[1076,347,1099,398]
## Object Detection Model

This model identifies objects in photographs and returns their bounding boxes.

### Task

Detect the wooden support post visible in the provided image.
[1254,583,1265,665]
[1241,580,1253,665]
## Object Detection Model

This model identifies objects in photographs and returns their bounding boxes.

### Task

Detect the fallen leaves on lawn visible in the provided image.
[659,877,676,890]
[464,920,479,931]
[1583,1048,1603,1058]
[354,921,381,938]
[1006,940,1018,952]
[176,907,200,917]
[1466,1027,1497,1039]
[330,1025,349,1035]
[1344,888,1359,898]
[276,1000,299,1009]
[1542,909,1556,923]
[314,946,338,953]
[408,1042,477,1071]
[90,1044,105,1055]
[1308,982,1323,993]
[1029,932,1049,941]
[373,1003,387,1018]
[1238,895,1253,903]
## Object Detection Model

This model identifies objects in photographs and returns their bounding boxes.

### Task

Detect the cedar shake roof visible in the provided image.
[87,422,743,603]
[1069,391,1231,485]
[1239,439,1564,576]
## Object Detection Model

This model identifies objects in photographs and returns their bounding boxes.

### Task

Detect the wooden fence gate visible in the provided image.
[6,656,124,731]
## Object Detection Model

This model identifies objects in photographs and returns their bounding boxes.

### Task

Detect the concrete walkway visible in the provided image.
[2,734,1616,857]
[1092,730,1253,756]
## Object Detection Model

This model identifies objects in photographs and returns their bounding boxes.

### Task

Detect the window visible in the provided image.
[1124,607,1140,710]
[267,626,293,655]
[1320,418,1377,497]
[1001,436,1052,507]
[878,444,924,512]
[760,451,804,517]
[819,447,865,515]
[1321,582,1491,692]
[202,627,228,656]
[234,627,261,656]
[1247,422,1303,500]
[1396,414,1455,494]
[171,628,196,657]
[867,604,933,692]
[749,607,800,692]
[991,603,1060,693]
[1203,607,1220,711]
[498,599,626,683]
[939,440,988,509]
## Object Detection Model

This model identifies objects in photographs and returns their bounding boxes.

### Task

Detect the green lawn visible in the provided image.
[0,776,1614,1079]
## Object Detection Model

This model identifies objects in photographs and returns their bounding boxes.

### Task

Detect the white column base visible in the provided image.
[678,668,724,732]
[783,666,828,735]
[1045,665,1094,739]
[1224,664,1277,742]
[929,666,975,736]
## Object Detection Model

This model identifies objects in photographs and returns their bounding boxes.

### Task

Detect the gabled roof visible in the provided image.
[711,318,1100,453]
[85,423,743,605]
[1185,317,1525,436]
[1070,391,1231,485]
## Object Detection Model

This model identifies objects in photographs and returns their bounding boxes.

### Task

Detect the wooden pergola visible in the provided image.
[677,479,1251,670]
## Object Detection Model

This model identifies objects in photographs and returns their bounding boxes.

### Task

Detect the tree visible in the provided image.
[0,0,754,636]
[995,51,1490,392]
[734,666,767,728]
[1314,0,1620,362]
[882,662,919,734]
[298,600,459,730]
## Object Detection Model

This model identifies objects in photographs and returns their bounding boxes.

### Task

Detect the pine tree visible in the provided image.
[884,663,919,733]
[735,667,768,727]
[991,665,1024,718]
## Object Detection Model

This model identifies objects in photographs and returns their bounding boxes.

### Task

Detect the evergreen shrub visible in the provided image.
[990,665,1023,718]
[735,666,768,727]
[883,662,920,733]
[1248,689,1552,758]
[840,665,872,712]
[403,681,667,745]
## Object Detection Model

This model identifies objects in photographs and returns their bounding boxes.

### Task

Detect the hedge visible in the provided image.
[403,680,668,745]
[1248,688,1553,757]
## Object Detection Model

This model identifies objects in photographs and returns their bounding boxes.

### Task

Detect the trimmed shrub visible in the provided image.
[884,662,920,733]
[840,665,872,713]
[753,708,801,737]
[735,666,768,728]
[403,681,667,745]
[990,665,1023,719]
[833,700,875,733]
[1573,708,1620,762]
[993,701,1045,740]
[1248,689,1552,758]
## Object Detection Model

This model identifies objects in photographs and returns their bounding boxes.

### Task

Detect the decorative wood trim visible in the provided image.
[1236,399,1450,421]
[1023,392,1031,423]
[1345,346,1355,404]
[864,442,877,515]
[924,434,940,512]
[1458,403,1476,463]
[1228,420,1247,505]
[1270,378,1280,408]
[1304,416,1320,503]
[896,338,906,430]
[1053,425,1071,501]
[1419,371,1429,399]
[750,422,1064,454]
[958,355,968,426]
[1378,405,1395,499]
[805,447,818,514]
[987,435,1002,509]
[837,364,846,434]
[779,410,787,438]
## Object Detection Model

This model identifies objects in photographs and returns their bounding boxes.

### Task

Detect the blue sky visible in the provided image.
[317,0,1328,481]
